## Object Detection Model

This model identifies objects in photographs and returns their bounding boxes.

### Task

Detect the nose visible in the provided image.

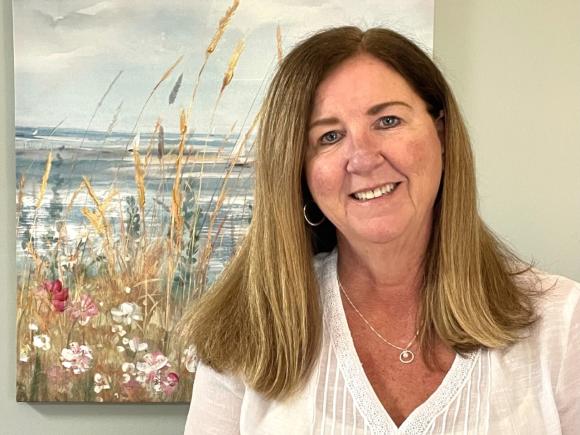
[345,131,384,174]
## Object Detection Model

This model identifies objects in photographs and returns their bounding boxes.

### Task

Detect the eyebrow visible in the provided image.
[309,101,412,129]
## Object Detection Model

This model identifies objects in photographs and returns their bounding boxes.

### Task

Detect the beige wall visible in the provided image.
[434,1,580,280]
[1,1,579,433]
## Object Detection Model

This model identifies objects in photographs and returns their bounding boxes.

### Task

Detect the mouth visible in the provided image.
[350,182,401,202]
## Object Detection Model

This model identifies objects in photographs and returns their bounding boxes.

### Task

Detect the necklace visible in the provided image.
[337,278,418,364]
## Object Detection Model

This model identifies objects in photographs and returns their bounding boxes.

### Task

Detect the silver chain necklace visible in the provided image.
[337,278,418,364]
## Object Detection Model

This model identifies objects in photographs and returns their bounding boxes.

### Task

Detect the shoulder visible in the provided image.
[526,271,580,426]
[192,361,246,399]
[503,270,579,374]
[185,362,246,433]
[529,270,580,333]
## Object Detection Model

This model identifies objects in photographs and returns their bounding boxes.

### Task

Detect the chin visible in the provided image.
[346,223,408,247]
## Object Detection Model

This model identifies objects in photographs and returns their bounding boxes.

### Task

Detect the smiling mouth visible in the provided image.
[350,182,401,201]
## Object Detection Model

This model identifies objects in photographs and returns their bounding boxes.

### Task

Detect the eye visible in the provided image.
[319,130,343,145]
[377,116,401,129]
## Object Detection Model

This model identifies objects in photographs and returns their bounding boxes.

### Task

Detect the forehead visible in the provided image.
[311,53,421,116]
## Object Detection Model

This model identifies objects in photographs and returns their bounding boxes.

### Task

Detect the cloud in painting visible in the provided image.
[13,0,433,133]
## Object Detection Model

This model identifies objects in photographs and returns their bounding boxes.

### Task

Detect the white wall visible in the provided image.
[434,0,580,280]
[1,1,579,434]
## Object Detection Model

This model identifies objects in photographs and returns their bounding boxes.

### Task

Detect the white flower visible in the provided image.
[136,352,169,383]
[122,362,136,383]
[128,337,148,353]
[124,286,132,294]
[110,302,143,325]
[122,362,136,373]
[111,325,127,337]
[182,345,199,373]
[60,342,93,374]
[33,334,51,351]
[19,345,32,362]
[28,323,39,332]
[94,373,111,394]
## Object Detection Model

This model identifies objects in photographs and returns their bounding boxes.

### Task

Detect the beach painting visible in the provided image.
[14,0,433,403]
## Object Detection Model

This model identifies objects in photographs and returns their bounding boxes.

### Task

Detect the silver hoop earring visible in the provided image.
[303,203,325,227]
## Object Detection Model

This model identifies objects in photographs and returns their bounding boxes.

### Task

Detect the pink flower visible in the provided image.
[160,372,179,395]
[136,351,169,383]
[60,342,93,374]
[69,294,99,325]
[43,279,69,312]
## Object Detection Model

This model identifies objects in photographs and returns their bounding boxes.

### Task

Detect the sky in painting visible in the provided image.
[13,0,434,134]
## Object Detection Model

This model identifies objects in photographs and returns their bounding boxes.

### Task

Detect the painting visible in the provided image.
[14,0,434,403]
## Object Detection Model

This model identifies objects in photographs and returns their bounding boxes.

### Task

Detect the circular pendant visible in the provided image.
[399,350,415,364]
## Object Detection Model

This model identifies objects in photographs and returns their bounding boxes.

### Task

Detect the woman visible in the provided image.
[181,27,579,434]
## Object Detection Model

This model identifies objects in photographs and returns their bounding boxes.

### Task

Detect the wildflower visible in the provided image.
[19,345,32,362]
[124,286,132,294]
[94,373,111,394]
[160,372,180,395]
[111,325,126,336]
[110,302,143,325]
[60,342,93,374]
[32,334,51,351]
[182,345,199,373]
[69,294,99,325]
[43,279,69,312]
[136,351,169,383]
[127,337,148,353]
[28,323,39,332]
[122,362,136,383]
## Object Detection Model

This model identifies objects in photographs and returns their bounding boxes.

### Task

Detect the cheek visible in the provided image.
[398,135,442,178]
[305,157,339,202]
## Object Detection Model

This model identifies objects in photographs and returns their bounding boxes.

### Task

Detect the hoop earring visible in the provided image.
[303,202,325,227]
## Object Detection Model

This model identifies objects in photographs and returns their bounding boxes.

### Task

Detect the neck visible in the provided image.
[335,224,431,311]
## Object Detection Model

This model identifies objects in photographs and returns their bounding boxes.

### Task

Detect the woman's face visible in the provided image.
[304,53,444,250]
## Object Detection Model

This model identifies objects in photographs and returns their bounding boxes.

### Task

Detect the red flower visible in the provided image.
[161,372,180,395]
[43,279,69,312]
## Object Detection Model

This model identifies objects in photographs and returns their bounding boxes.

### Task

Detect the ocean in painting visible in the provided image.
[16,126,254,282]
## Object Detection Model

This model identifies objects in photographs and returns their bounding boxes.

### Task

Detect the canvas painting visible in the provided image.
[14,0,433,403]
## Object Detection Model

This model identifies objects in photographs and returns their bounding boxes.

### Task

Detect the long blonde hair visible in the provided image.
[178,26,538,399]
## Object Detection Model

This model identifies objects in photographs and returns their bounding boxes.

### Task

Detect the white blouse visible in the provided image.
[185,250,580,434]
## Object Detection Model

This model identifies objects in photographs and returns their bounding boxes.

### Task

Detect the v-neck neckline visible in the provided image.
[318,250,480,434]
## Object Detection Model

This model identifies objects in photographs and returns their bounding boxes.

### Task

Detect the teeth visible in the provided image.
[353,183,397,201]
